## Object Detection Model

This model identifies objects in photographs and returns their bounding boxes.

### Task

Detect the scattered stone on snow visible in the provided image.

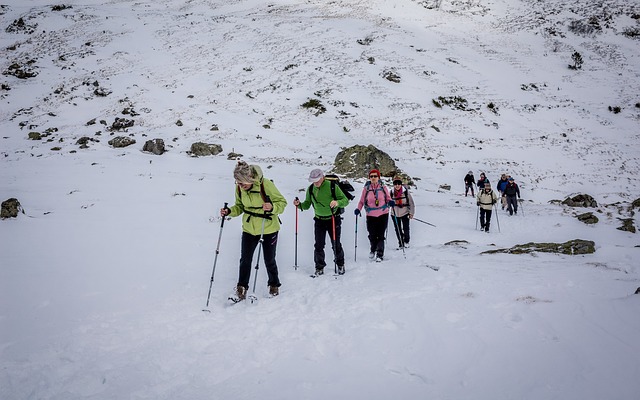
[108,136,136,148]
[576,212,599,224]
[143,139,166,155]
[28,132,42,140]
[445,240,469,247]
[5,17,37,34]
[76,136,98,149]
[1,198,23,219]
[562,194,598,207]
[109,118,134,131]
[188,142,222,157]
[482,239,596,255]
[3,61,38,79]
[632,198,640,209]
[617,218,636,233]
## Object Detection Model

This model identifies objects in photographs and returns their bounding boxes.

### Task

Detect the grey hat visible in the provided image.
[308,168,324,183]
[234,161,254,184]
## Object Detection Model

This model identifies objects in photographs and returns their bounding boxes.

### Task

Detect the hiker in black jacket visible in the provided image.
[504,177,521,216]
[464,171,475,197]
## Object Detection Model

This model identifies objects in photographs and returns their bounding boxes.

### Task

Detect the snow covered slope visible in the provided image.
[1,0,639,399]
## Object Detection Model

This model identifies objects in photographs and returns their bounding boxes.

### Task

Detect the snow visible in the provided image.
[1,0,639,399]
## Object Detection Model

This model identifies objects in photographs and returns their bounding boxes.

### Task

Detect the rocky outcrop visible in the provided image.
[1,198,23,219]
[482,239,596,255]
[617,218,636,233]
[333,144,407,181]
[576,212,599,224]
[189,142,222,157]
[562,194,598,208]
[143,139,166,155]
[108,136,136,148]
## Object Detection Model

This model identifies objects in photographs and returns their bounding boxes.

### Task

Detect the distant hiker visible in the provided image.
[477,183,498,232]
[220,161,287,301]
[293,169,349,276]
[504,177,521,216]
[477,172,489,193]
[496,174,509,210]
[390,176,415,249]
[464,171,475,197]
[354,169,394,262]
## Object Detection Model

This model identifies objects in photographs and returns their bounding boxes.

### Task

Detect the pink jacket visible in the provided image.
[356,182,391,217]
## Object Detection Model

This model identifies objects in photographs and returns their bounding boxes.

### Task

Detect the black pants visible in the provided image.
[506,195,518,215]
[391,213,410,246]
[465,184,475,196]
[479,208,493,231]
[238,231,280,289]
[366,214,389,257]
[314,216,344,269]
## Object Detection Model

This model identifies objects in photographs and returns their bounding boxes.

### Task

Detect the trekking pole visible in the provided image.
[294,198,299,270]
[390,207,406,258]
[331,214,338,275]
[475,206,479,230]
[413,217,436,227]
[203,202,228,312]
[493,203,501,233]
[354,213,359,262]
[250,217,266,302]
[519,198,525,217]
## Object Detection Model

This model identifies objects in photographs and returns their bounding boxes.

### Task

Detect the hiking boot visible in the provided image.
[404,243,410,249]
[314,268,324,276]
[337,265,345,275]
[375,256,383,262]
[369,252,375,260]
[269,286,279,296]
[235,285,247,301]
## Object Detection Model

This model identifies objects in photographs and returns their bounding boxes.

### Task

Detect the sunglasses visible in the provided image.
[369,175,379,178]
[393,181,402,185]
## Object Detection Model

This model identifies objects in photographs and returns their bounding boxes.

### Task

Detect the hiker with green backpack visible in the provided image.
[293,169,351,276]
[221,161,287,301]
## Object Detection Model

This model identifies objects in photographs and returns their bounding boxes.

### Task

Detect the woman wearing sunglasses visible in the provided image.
[354,169,394,262]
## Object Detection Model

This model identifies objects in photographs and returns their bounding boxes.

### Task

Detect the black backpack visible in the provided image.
[308,174,355,214]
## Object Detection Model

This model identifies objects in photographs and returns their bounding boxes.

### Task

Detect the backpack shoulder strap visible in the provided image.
[259,180,268,203]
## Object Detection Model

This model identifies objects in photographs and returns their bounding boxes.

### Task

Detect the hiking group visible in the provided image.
[219,161,415,303]
[464,171,522,233]
[213,162,522,303]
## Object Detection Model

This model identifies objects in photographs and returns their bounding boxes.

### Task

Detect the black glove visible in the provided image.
[476,202,480,206]
[388,200,395,207]
[354,209,361,216]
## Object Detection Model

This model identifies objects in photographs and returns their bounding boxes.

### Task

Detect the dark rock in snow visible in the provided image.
[143,139,166,155]
[576,212,599,224]
[482,239,596,255]
[108,136,136,148]
[562,194,598,208]
[1,198,23,219]
[189,142,222,157]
